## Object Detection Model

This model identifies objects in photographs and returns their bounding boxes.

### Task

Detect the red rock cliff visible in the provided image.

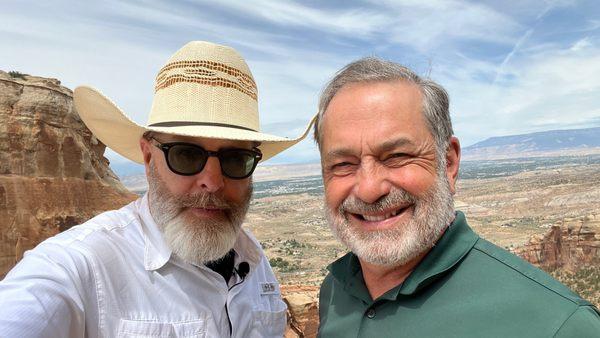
[282,285,319,338]
[512,215,600,271]
[0,70,137,278]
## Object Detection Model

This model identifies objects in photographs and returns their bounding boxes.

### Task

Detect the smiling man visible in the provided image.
[315,57,600,337]
[0,41,313,337]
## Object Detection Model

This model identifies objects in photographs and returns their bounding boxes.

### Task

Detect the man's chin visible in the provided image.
[163,218,240,266]
[346,232,420,267]
[351,236,429,267]
[328,212,427,267]
[173,236,238,266]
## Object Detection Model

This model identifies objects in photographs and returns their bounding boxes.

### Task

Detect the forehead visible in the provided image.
[152,133,254,149]
[321,81,431,152]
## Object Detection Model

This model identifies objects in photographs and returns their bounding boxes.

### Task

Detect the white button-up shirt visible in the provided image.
[0,194,287,337]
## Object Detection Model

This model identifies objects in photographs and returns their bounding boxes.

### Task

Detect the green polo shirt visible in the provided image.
[318,212,600,337]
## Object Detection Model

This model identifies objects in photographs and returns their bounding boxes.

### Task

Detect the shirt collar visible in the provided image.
[328,211,479,302]
[231,229,262,269]
[138,193,262,271]
[138,193,173,271]
[399,211,478,295]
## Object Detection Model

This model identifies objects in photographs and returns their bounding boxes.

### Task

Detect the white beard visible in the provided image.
[326,167,455,267]
[147,162,251,265]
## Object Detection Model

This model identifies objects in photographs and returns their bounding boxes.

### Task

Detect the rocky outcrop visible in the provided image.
[282,285,319,338]
[512,215,600,271]
[0,70,137,278]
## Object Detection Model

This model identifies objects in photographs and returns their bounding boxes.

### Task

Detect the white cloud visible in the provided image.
[191,0,391,38]
[370,0,523,52]
[571,37,593,51]
[447,39,600,145]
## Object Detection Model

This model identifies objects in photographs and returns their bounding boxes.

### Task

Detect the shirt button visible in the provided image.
[366,308,376,319]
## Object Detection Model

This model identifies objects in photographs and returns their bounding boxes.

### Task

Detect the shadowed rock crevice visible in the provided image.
[512,216,600,271]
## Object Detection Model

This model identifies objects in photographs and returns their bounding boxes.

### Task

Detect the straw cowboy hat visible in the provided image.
[73,41,315,163]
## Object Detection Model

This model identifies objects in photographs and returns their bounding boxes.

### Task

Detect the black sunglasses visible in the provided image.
[150,138,262,179]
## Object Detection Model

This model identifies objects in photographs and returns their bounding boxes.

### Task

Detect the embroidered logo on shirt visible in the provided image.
[261,282,277,294]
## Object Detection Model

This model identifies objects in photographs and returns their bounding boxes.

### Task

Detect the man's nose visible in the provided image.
[353,162,391,204]
[193,156,225,192]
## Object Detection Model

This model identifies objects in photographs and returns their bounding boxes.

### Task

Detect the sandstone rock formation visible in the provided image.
[0,70,137,278]
[512,215,600,271]
[281,285,319,338]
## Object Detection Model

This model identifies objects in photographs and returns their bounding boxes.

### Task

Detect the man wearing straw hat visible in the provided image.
[0,41,313,337]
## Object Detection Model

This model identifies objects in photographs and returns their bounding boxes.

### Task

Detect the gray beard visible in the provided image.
[147,162,251,266]
[326,166,455,267]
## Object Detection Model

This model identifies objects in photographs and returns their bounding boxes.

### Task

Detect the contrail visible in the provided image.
[492,5,553,85]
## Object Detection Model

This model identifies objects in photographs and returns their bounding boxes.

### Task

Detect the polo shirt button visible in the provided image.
[366,308,376,319]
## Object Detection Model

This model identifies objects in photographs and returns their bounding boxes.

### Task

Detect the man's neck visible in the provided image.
[359,250,429,300]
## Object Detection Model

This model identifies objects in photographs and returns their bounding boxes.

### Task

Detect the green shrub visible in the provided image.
[269,257,300,272]
[8,71,27,80]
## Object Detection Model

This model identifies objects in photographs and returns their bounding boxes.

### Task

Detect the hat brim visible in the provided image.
[73,86,315,164]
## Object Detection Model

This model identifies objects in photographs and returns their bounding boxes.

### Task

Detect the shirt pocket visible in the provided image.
[116,318,207,338]
[248,307,287,338]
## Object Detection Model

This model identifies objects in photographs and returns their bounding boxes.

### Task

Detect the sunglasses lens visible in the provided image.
[219,150,259,178]
[167,144,207,175]
[157,140,261,179]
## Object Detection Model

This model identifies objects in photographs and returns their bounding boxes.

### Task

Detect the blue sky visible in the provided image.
[2,0,600,174]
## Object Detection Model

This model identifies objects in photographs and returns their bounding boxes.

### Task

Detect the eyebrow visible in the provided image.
[323,137,415,162]
[323,148,356,162]
[376,137,415,153]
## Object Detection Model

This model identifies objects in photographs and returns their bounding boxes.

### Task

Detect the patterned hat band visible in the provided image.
[155,60,258,101]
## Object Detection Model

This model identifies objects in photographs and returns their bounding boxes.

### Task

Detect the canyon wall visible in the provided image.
[0,71,137,278]
[512,215,600,271]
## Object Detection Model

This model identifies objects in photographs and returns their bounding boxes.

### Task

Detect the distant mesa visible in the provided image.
[463,127,600,160]
[0,70,137,278]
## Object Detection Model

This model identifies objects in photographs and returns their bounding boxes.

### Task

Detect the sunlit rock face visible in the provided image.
[0,70,137,278]
[512,215,600,271]
[282,285,319,338]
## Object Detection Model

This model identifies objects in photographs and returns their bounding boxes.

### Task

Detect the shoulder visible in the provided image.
[554,305,600,337]
[470,237,590,307]
[44,199,141,251]
[453,236,600,334]
[17,199,143,275]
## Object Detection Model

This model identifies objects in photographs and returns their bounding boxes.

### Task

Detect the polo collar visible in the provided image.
[399,211,478,295]
[328,211,479,302]
[139,193,262,271]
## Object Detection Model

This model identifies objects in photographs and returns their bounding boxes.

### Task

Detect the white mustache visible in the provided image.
[177,192,232,210]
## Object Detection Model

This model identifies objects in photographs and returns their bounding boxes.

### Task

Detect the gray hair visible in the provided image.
[314,57,453,163]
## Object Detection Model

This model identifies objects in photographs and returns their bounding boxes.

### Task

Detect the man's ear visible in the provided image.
[445,136,461,194]
[140,137,153,175]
